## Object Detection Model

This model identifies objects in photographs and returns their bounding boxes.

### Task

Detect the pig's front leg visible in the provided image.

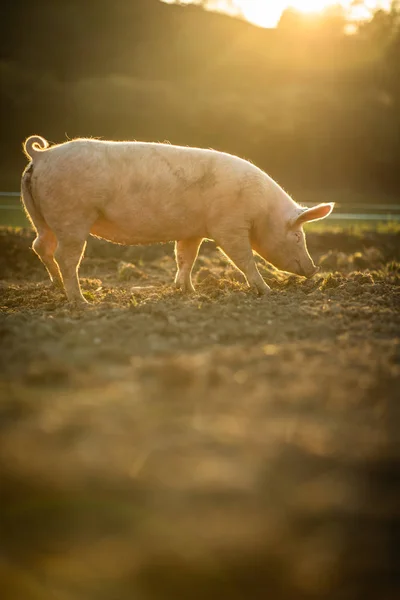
[175,237,203,293]
[218,234,270,295]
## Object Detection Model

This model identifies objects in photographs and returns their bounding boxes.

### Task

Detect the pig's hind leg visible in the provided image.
[217,233,270,295]
[32,228,63,290]
[47,201,99,304]
[175,237,203,293]
[54,233,89,304]
[21,165,63,290]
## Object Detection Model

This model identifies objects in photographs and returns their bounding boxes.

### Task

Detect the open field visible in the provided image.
[1,226,400,600]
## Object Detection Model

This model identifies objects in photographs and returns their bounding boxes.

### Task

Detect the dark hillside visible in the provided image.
[1,0,399,193]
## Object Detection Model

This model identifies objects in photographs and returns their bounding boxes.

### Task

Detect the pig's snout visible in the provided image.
[306,265,320,278]
[295,260,319,278]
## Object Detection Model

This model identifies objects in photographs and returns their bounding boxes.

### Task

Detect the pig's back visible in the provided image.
[33,140,267,244]
[38,139,257,192]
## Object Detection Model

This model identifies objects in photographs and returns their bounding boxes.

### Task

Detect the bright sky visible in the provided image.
[162,0,391,28]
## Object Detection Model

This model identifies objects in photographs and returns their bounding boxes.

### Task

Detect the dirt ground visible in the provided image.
[1,226,399,600]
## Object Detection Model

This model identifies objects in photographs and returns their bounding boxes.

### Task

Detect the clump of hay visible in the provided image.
[117,261,147,282]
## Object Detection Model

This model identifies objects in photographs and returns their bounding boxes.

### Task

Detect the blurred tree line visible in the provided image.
[1,0,399,197]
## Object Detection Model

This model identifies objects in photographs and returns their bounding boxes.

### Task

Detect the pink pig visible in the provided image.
[21,135,333,303]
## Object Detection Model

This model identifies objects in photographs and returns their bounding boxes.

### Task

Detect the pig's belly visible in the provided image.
[90,215,204,246]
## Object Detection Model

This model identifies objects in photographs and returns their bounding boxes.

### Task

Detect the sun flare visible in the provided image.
[162,1,391,29]
[289,0,337,14]
[233,0,389,28]
[239,1,339,27]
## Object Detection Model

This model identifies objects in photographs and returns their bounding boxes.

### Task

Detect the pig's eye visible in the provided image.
[294,232,302,243]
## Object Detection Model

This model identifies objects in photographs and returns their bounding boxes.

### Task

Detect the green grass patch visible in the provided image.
[306,220,400,234]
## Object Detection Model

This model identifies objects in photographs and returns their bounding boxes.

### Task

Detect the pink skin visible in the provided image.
[21,135,334,303]
[253,203,334,280]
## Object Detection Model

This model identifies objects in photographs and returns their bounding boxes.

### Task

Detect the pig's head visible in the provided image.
[254,202,334,277]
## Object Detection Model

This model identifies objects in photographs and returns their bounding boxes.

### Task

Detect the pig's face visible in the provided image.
[255,203,334,277]
[270,227,319,278]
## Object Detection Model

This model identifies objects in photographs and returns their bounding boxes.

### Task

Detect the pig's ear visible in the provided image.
[291,203,334,228]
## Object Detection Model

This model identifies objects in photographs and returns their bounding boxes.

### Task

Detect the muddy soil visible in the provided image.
[1,227,400,600]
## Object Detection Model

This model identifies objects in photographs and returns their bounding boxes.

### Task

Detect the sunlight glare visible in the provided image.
[162,1,393,29]
[233,0,390,28]
[239,0,340,28]
[239,0,285,28]
[289,0,335,15]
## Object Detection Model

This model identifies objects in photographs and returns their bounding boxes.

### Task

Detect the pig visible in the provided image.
[21,135,334,303]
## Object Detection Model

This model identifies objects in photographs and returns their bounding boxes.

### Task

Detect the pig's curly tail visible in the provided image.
[23,135,49,160]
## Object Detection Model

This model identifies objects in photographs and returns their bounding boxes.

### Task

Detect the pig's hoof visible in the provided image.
[257,286,271,297]
[49,277,64,290]
[52,280,64,291]
[175,280,195,294]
